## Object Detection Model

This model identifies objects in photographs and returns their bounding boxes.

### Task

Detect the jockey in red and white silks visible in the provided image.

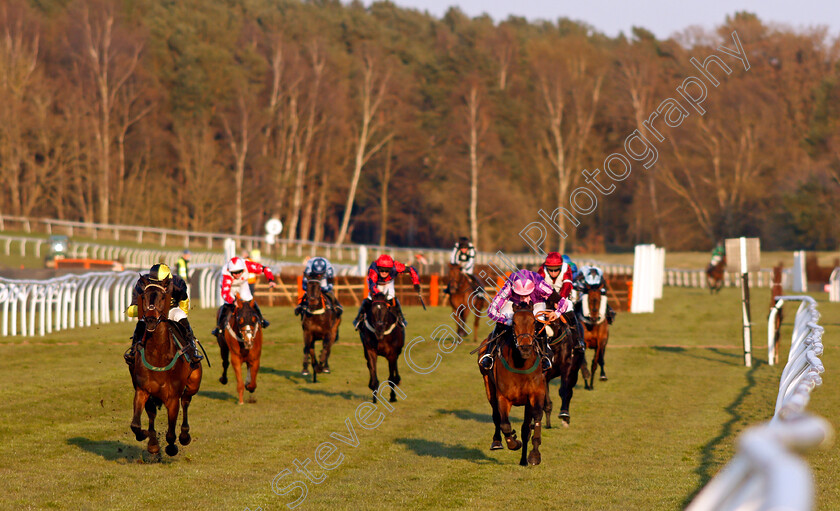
[211,256,276,336]
[536,251,575,307]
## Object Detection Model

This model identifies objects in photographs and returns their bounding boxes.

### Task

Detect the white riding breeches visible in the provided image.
[228,280,254,302]
[168,307,187,322]
[371,280,396,300]
[500,301,547,325]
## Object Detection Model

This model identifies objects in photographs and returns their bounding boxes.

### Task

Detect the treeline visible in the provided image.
[1,0,839,252]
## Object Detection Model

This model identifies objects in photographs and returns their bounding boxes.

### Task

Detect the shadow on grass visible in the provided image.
[681,360,762,507]
[395,438,501,464]
[652,346,742,367]
[260,365,308,382]
[67,437,145,462]
[198,390,236,402]
[436,408,493,424]
[298,387,371,401]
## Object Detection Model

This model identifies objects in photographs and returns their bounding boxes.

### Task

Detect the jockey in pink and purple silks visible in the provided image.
[480,269,571,372]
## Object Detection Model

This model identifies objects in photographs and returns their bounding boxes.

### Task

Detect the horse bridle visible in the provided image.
[229,302,259,349]
[140,282,168,332]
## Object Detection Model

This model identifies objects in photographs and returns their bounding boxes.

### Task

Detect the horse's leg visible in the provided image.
[232,352,245,405]
[131,388,150,442]
[498,396,521,451]
[483,373,503,450]
[318,323,336,373]
[559,353,579,427]
[246,356,259,393]
[306,330,319,382]
[365,346,379,403]
[218,335,229,385]
[387,354,401,403]
[580,345,592,390]
[543,382,553,429]
[164,398,180,456]
[527,395,544,466]
[589,345,598,390]
[519,402,532,466]
[301,329,311,376]
[598,336,608,381]
[144,397,159,454]
[179,368,200,445]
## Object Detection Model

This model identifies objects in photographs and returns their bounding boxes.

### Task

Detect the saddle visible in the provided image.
[300,293,331,316]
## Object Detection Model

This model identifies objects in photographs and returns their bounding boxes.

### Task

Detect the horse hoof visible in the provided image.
[238,401,244,405]
[219,376,228,385]
[246,385,256,393]
[600,375,608,381]
[322,367,331,374]
[490,441,503,450]
[179,433,191,445]
[301,370,309,376]
[528,451,541,466]
[131,426,146,442]
[165,444,179,456]
[147,442,160,455]
[389,395,397,403]
[507,439,522,451]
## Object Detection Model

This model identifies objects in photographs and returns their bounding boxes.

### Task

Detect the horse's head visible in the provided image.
[511,301,536,357]
[307,278,323,309]
[138,275,172,333]
[369,292,394,337]
[448,263,461,283]
[586,288,601,322]
[232,296,260,350]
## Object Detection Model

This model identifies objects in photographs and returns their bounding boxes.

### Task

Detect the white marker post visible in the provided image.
[740,237,752,367]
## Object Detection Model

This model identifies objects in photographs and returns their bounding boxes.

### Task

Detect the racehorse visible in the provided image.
[358,292,404,403]
[300,278,341,382]
[479,302,546,466]
[706,256,726,293]
[541,311,585,428]
[128,275,202,456]
[578,288,610,390]
[769,264,784,363]
[217,295,262,404]
[446,263,487,342]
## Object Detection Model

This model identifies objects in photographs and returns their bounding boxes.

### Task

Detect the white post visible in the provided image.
[768,298,784,366]
[358,245,368,277]
[792,250,807,293]
[740,237,752,367]
[830,268,840,303]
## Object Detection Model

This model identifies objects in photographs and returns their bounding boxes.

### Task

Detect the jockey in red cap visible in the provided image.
[353,254,421,329]
[537,252,587,352]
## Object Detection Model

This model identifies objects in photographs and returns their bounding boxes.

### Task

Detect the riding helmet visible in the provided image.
[458,237,470,249]
[149,263,172,282]
[544,252,564,270]
[375,254,394,271]
[311,257,327,275]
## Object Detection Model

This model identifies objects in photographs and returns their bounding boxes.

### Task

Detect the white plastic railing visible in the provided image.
[830,268,839,302]
[0,271,137,336]
[687,296,832,511]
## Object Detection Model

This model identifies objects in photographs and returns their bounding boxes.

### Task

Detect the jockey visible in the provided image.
[124,263,203,367]
[709,240,725,268]
[211,256,276,337]
[295,256,342,316]
[537,252,586,352]
[574,265,616,324]
[353,254,420,329]
[445,236,485,296]
[480,270,571,372]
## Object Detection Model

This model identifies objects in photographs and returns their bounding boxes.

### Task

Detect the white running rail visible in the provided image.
[687,296,832,511]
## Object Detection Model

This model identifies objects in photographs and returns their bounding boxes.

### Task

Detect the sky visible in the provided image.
[358,0,840,39]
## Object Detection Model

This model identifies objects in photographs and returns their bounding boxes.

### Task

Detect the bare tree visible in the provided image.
[464,83,488,246]
[335,51,393,245]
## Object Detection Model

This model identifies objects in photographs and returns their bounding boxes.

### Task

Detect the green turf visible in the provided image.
[0,288,837,510]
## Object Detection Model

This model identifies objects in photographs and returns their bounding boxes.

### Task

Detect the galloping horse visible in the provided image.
[446,263,487,342]
[358,293,404,403]
[217,295,262,404]
[578,288,610,390]
[128,275,202,456]
[479,302,546,466]
[541,311,585,428]
[706,256,726,293]
[300,279,341,382]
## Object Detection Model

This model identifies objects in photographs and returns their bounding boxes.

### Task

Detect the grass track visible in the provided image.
[1,287,838,510]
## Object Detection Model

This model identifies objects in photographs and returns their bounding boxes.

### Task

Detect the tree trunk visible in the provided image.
[379,139,393,246]
[467,86,480,247]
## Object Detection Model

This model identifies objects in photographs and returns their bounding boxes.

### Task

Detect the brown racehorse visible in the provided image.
[769,263,784,363]
[446,263,487,342]
[300,279,341,382]
[479,302,545,466]
[128,275,202,456]
[578,288,610,390]
[217,295,262,405]
[541,311,586,428]
[706,256,726,293]
[358,293,404,403]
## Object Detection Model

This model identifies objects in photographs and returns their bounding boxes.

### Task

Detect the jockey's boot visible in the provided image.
[253,302,270,328]
[325,290,343,317]
[211,304,233,337]
[353,299,369,330]
[294,295,305,316]
[479,324,508,370]
[606,305,616,325]
[539,335,553,372]
[393,298,407,327]
[570,312,586,352]
[178,318,203,367]
[124,320,145,365]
